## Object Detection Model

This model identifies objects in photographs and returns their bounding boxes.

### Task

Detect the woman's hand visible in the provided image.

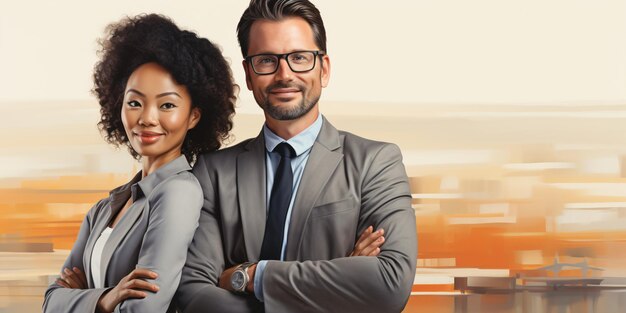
[96,268,159,313]
[57,267,87,289]
[349,226,385,257]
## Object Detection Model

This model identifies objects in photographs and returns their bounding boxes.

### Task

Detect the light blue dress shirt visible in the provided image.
[253,113,323,302]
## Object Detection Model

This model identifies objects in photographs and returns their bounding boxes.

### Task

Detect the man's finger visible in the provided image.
[361,236,384,256]
[353,228,384,256]
[357,226,373,243]
[351,226,376,255]
[368,247,381,257]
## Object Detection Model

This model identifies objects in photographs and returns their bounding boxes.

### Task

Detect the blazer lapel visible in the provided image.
[99,197,144,286]
[237,132,267,261]
[285,118,343,260]
[83,205,111,288]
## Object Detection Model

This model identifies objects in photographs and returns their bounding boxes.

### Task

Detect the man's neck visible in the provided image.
[264,107,319,140]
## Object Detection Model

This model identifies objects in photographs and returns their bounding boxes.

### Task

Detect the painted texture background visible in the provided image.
[1,1,626,312]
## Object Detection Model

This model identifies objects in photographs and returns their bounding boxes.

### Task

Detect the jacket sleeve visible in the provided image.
[42,200,111,313]
[114,173,203,313]
[261,143,417,313]
[175,156,263,313]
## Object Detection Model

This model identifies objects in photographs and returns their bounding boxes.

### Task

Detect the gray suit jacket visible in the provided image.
[43,156,202,313]
[176,117,417,313]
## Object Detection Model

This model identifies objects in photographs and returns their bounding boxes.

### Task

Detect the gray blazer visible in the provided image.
[43,156,202,313]
[176,117,417,313]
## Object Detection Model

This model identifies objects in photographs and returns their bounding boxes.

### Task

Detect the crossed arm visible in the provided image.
[177,143,417,313]
[217,225,386,294]
[43,200,112,313]
[45,177,202,313]
[258,144,417,313]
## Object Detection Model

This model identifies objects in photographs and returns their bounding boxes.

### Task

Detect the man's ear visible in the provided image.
[320,54,331,88]
[243,60,253,91]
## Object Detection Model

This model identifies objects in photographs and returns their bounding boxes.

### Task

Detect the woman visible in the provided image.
[42,14,236,313]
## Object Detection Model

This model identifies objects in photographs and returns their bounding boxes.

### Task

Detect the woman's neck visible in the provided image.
[141,148,182,177]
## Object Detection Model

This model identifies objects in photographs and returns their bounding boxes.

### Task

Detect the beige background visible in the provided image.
[2,0,626,104]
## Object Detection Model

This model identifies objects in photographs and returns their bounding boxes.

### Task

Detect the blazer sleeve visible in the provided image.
[261,143,418,313]
[113,173,203,313]
[42,199,111,313]
[175,156,263,313]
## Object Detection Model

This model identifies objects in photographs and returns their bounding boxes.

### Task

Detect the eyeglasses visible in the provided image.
[245,50,325,75]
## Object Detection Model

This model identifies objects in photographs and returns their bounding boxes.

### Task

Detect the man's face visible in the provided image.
[243,17,330,122]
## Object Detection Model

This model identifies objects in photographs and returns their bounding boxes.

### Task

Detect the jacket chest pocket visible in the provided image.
[309,197,358,218]
[299,197,359,260]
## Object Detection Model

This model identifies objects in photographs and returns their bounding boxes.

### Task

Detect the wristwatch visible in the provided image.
[230,262,255,293]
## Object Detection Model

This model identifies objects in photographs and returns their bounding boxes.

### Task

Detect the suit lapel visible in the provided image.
[83,205,111,288]
[83,175,137,288]
[285,118,343,260]
[237,132,267,261]
[99,199,144,286]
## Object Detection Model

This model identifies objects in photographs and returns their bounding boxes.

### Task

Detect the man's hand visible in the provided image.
[96,268,159,313]
[350,226,385,257]
[216,226,384,296]
[57,267,88,289]
[219,263,257,294]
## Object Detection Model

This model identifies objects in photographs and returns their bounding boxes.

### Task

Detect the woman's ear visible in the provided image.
[188,107,201,130]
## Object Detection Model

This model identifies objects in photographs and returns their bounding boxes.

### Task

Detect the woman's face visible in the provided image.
[121,62,200,161]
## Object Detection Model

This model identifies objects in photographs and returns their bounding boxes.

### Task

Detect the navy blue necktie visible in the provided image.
[260,142,296,260]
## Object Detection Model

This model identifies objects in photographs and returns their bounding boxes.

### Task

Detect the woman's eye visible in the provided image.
[127,100,141,107]
[161,102,177,109]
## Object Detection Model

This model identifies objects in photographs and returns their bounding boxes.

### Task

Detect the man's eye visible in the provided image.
[289,53,311,64]
[257,57,277,64]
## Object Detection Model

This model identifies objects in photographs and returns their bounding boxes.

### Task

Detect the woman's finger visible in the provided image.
[128,268,158,281]
[56,278,70,288]
[125,278,160,293]
[62,268,81,288]
[119,288,148,301]
[72,267,88,288]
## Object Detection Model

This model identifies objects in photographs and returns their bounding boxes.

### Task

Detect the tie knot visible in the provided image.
[273,142,296,158]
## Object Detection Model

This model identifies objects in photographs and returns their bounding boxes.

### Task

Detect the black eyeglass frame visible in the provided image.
[245,50,326,75]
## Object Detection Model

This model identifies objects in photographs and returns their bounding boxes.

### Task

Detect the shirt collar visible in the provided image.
[263,113,323,156]
[109,155,191,206]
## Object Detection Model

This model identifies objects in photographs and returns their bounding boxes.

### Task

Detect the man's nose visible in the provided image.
[274,57,294,81]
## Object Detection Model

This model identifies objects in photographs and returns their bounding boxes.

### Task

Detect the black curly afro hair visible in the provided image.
[93,13,237,163]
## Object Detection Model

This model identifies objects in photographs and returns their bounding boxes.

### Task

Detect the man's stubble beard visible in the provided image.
[262,84,320,121]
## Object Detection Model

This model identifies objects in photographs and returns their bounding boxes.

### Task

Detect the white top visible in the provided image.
[90,227,113,288]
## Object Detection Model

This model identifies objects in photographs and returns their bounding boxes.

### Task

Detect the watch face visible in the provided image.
[231,271,245,290]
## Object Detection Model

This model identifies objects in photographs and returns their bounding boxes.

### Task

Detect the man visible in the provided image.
[176,0,417,312]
